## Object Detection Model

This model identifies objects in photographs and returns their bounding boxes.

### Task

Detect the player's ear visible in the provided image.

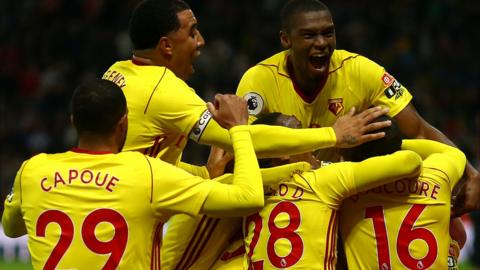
[280,30,291,49]
[157,36,173,56]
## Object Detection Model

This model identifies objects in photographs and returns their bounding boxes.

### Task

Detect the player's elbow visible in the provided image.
[398,150,423,177]
[1,222,26,238]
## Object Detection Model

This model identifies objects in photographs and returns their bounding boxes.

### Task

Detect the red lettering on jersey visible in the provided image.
[41,177,52,192]
[278,184,288,196]
[106,176,120,192]
[381,72,395,86]
[95,172,109,186]
[419,182,430,196]
[292,187,304,199]
[54,172,66,188]
[81,170,94,184]
[431,185,440,199]
[69,170,78,184]
[328,98,344,116]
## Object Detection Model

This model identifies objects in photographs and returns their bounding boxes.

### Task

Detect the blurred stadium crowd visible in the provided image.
[0,0,478,253]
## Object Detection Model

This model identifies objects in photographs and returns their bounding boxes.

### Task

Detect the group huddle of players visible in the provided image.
[3,0,478,269]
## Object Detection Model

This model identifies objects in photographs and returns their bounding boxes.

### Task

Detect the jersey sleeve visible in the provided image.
[401,139,466,188]
[236,66,270,116]
[355,56,412,117]
[199,120,336,158]
[178,162,210,179]
[148,157,216,217]
[310,150,422,208]
[2,161,28,237]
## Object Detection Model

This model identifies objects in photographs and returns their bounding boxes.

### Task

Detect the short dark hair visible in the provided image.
[71,79,127,135]
[251,112,283,126]
[348,115,404,162]
[280,0,330,32]
[129,0,191,50]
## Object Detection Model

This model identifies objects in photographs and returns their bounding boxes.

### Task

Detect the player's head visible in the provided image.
[280,0,335,81]
[253,113,320,168]
[129,0,205,81]
[71,79,128,152]
[345,115,404,162]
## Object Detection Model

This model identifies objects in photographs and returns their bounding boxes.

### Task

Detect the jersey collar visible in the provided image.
[71,148,114,155]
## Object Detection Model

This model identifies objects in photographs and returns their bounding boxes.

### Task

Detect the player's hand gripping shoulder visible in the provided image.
[333,106,391,148]
[207,94,248,129]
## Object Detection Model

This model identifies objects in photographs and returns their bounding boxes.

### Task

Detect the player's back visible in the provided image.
[103,60,207,164]
[339,142,465,269]
[244,165,350,269]
[20,150,164,270]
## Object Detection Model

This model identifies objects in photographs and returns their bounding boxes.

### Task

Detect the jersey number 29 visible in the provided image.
[36,208,128,270]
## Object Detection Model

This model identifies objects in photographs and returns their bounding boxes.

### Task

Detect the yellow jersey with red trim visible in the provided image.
[1,150,219,270]
[237,49,412,161]
[103,60,208,165]
[161,162,312,270]
[243,150,423,269]
[339,140,466,270]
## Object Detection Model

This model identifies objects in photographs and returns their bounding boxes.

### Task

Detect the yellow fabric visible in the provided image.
[339,140,466,270]
[1,126,262,270]
[237,49,413,161]
[243,150,422,269]
[103,61,206,165]
[161,162,311,270]
[178,162,210,178]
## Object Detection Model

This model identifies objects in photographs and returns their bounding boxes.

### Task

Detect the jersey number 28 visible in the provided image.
[36,208,128,270]
[245,201,304,269]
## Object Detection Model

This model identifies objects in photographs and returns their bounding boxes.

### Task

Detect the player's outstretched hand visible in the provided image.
[207,94,248,130]
[332,106,391,148]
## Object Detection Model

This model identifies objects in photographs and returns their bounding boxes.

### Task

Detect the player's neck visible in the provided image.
[132,50,166,67]
[77,134,119,154]
[287,58,327,103]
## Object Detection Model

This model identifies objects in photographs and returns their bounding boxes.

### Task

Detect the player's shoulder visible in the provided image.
[331,49,384,72]
[245,51,288,76]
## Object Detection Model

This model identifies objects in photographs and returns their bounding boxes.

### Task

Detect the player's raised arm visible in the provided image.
[197,105,392,158]
[200,94,263,216]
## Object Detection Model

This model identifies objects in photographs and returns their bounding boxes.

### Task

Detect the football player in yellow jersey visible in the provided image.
[236,0,479,215]
[1,79,282,270]
[339,117,466,269]
[242,113,423,269]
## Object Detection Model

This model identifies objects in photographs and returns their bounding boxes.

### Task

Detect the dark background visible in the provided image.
[0,0,478,220]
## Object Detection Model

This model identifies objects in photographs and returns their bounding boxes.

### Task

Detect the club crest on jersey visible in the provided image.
[384,80,404,100]
[328,98,344,116]
[381,72,395,86]
[243,92,264,115]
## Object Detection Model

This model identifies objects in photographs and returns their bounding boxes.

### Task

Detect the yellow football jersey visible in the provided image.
[103,60,208,165]
[161,162,312,270]
[339,140,466,270]
[243,150,422,269]
[1,149,222,270]
[237,49,412,161]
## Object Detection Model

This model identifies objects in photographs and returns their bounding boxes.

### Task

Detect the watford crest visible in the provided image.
[328,98,344,116]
